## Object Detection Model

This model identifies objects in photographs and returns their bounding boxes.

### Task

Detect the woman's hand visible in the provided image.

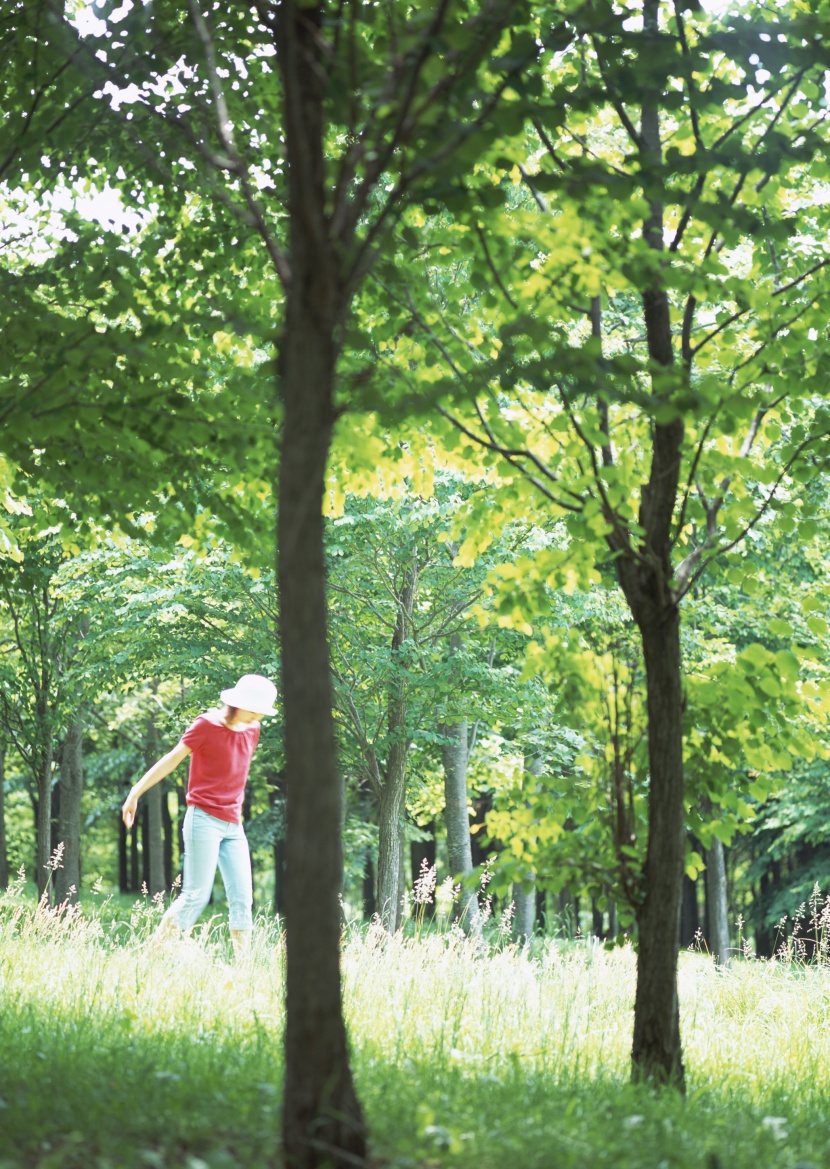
[122,788,139,829]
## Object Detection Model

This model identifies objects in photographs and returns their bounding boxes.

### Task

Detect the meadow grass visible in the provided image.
[1,885,829,1168]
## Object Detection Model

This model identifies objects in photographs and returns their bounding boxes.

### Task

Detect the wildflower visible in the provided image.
[413,859,437,906]
[44,842,65,872]
[498,900,515,938]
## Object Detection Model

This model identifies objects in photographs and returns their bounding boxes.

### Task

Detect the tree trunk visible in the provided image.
[362,854,376,921]
[35,739,54,902]
[512,883,535,944]
[129,818,139,893]
[704,838,730,967]
[277,8,364,1158]
[679,872,700,950]
[631,609,686,1086]
[375,561,416,933]
[270,772,287,917]
[376,754,406,933]
[161,782,174,889]
[143,717,165,897]
[0,745,7,890]
[441,716,481,936]
[55,719,84,905]
[118,811,129,894]
[512,752,542,945]
[591,897,604,939]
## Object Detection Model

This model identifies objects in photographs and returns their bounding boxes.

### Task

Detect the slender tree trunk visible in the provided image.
[118,812,129,894]
[0,745,7,890]
[631,609,686,1086]
[270,772,287,917]
[362,855,377,921]
[679,872,700,949]
[161,783,174,889]
[144,717,165,897]
[376,753,407,932]
[35,738,54,902]
[704,838,730,967]
[55,719,84,905]
[376,562,416,933]
[591,898,604,939]
[441,718,481,936]
[512,753,541,945]
[129,819,139,893]
[512,884,535,944]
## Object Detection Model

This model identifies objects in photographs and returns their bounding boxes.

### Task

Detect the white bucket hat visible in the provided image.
[221,674,278,716]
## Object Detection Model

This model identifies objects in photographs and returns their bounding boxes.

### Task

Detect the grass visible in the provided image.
[1,883,829,1168]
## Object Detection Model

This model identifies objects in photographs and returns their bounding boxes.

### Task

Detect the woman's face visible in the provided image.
[226,707,260,725]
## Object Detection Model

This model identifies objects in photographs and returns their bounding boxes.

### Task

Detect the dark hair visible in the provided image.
[224,706,239,725]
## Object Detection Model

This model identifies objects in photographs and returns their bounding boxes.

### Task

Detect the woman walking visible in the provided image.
[122,673,277,952]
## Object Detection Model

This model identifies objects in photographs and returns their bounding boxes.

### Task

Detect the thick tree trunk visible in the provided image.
[704,838,730,967]
[55,719,84,905]
[279,340,364,1165]
[278,9,364,1154]
[35,739,54,902]
[631,609,686,1086]
[0,745,7,890]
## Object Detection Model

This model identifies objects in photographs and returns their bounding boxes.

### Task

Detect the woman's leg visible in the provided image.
[217,824,253,954]
[158,806,221,935]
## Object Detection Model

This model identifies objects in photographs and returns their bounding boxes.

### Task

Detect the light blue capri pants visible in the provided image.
[161,805,253,933]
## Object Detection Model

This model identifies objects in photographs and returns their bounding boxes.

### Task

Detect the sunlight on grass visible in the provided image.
[2,882,830,1167]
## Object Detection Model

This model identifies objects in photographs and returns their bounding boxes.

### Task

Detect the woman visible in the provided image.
[122,673,277,952]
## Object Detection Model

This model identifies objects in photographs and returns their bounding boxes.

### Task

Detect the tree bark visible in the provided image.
[0,745,7,890]
[704,838,730,967]
[679,872,700,949]
[512,752,542,945]
[630,609,686,1086]
[440,717,482,936]
[118,810,129,894]
[277,8,364,1160]
[35,736,54,902]
[55,719,84,905]
[143,716,166,897]
[129,818,139,893]
[376,561,416,933]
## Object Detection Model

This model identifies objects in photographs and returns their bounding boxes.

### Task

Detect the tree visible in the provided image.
[370,0,830,1083]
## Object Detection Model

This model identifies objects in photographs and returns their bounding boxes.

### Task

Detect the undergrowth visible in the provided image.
[1,875,829,1168]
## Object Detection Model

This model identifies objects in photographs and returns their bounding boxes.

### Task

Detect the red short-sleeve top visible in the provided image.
[181,712,261,824]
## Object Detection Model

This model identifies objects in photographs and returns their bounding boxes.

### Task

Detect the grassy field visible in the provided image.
[1,884,829,1169]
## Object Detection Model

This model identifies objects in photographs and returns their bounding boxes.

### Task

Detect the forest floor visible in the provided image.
[0,884,828,1168]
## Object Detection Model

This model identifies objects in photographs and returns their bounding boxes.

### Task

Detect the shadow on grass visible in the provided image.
[1,1003,828,1169]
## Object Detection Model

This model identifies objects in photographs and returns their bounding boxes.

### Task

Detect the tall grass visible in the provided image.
[1,877,830,1168]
